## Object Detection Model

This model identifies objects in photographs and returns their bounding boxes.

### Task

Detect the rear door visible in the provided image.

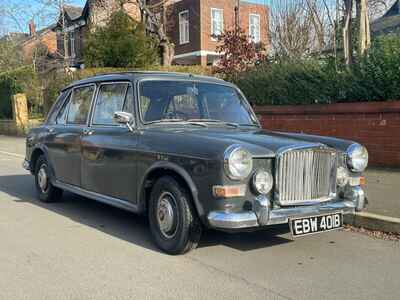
[81,82,138,203]
[46,84,96,186]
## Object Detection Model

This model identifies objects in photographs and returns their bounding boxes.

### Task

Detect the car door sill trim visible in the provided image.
[53,180,139,213]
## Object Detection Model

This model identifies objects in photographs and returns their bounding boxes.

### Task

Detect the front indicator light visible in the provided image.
[213,185,246,198]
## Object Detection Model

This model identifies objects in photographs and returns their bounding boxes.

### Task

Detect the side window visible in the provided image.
[56,93,71,125]
[123,85,134,113]
[67,85,95,125]
[92,83,128,125]
[47,90,68,124]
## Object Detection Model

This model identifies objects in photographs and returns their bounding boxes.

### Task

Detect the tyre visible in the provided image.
[34,155,63,203]
[148,176,202,255]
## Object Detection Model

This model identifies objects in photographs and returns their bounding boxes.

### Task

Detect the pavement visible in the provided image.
[0,135,400,299]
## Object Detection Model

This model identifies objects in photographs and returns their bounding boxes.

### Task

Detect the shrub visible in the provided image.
[0,66,34,119]
[234,36,400,105]
[85,11,159,68]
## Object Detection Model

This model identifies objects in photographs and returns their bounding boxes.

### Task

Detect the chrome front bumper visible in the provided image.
[207,186,366,230]
[22,159,30,171]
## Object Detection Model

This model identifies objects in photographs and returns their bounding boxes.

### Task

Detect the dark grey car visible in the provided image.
[24,72,368,254]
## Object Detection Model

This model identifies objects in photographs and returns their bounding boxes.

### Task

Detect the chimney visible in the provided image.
[29,20,36,37]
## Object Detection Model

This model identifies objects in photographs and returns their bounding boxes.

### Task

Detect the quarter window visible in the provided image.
[179,10,189,44]
[67,85,95,125]
[249,14,261,43]
[92,83,129,126]
[211,8,223,39]
[56,93,71,125]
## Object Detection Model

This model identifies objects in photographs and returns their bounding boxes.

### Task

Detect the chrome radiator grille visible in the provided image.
[275,147,337,206]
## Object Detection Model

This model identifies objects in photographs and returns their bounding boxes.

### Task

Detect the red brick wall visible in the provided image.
[255,102,400,167]
[200,0,269,52]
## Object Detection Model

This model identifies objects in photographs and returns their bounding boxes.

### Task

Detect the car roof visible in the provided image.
[62,71,229,91]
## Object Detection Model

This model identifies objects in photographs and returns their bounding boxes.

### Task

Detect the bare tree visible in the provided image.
[342,0,353,65]
[270,0,335,59]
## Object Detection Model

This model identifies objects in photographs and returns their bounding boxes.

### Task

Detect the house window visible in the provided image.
[211,8,223,40]
[70,32,76,58]
[179,10,189,44]
[249,14,260,43]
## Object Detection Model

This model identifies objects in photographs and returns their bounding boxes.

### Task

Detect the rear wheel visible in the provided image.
[148,176,202,255]
[34,155,63,203]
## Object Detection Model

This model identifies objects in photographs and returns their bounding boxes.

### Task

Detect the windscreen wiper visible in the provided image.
[187,119,239,128]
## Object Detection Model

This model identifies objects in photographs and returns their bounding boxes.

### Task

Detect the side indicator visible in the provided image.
[213,185,246,198]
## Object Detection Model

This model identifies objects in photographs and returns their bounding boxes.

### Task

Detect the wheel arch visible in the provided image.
[139,161,205,220]
[30,145,55,179]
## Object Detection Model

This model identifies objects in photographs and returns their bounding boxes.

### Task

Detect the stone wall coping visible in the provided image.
[254,101,400,115]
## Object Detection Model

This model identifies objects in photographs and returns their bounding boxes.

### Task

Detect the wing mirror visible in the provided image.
[114,111,134,132]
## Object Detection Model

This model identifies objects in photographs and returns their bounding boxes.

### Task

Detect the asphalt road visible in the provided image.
[0,138,399,299]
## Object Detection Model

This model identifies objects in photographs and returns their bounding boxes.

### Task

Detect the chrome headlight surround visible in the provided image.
[224,145,253,180]
[347,143,368,172]
[252,169,273,195]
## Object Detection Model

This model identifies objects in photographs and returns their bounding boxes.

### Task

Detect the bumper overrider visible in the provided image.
[207,186,366,230]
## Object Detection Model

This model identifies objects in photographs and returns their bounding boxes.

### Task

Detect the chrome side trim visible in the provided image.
[53,180,139,213]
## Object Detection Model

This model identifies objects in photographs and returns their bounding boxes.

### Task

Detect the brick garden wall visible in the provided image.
[255,101,400,167]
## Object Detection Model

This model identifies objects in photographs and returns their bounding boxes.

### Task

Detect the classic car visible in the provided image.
[23,72,368,254]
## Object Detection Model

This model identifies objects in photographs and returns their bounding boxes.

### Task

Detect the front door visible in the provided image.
[81,83,138,203]
[46,84,96,187]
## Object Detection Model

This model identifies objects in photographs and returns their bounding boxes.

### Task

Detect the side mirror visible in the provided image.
[114,111,134,132]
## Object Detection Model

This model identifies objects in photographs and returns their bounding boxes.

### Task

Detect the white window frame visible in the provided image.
[211,8,224,41]
[249,13,261,43]
[70,32,76,58]
[179,10,190,45]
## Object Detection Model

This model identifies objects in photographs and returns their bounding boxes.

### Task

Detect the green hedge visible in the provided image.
[235,36,400,105]
[0,66,34,119]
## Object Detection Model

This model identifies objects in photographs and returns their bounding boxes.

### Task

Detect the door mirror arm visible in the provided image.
[114,111,134,132]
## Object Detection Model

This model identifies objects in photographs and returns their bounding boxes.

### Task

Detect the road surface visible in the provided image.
[0,136,398,299]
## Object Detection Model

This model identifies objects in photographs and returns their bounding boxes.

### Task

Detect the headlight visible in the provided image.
[347,144,368,172]
[336,166,349,187]
[224,146,253,180]
[252,170,273,194]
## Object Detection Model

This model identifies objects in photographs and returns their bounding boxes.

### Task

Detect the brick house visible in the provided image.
[54,1,142,68]
[372,0,400,36]
[168,0,269,65]
[19,21,57,64]
[54,5,86,68]
[53,0,268,67]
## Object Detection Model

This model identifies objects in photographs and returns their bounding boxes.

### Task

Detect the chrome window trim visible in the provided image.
[66,83,97,127]
[89,81,134,128]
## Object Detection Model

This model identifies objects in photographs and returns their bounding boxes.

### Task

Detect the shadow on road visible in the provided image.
[0,174,292,253]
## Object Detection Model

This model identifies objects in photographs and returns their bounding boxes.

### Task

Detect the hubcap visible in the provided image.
[157,192,178,238]
[37,164,48,193]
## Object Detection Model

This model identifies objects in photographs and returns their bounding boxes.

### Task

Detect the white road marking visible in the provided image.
[0,150,24,159]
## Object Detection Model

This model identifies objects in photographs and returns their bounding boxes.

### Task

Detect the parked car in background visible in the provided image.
[23,72,368,254]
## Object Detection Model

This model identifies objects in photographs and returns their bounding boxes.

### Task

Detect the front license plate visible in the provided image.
[290,213,343,237]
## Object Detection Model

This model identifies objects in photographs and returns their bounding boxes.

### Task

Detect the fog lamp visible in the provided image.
[252,170,273,195]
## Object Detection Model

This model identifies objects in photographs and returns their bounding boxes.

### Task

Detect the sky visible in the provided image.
[1,0,273,35]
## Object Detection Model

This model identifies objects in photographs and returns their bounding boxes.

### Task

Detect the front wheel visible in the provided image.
[34,155,63,203]
[148,176,202,255]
